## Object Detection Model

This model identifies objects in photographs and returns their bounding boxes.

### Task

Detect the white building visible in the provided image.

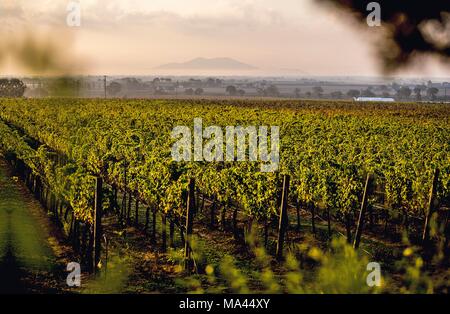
[354,97,395,102]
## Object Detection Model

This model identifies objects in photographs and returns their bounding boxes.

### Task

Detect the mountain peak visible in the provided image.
[155,57,257,70]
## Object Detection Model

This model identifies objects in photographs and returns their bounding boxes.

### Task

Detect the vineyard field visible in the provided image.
[0,98,449,293]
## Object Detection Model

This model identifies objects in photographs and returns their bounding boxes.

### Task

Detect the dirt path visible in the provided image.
[0,161,68,294]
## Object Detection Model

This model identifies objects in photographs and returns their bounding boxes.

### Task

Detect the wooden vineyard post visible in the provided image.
[310,203,316,235]
[104,75,107,99]
[92,176,103,273]
[295,198,301,232]
[151,208,157,244]
[276,175,290,260]
[161,214,167,252]
[353,174,373,249]
[103,235,109,279]
[135,193,139,226]
[185,178,195,272]
[326,207,332,239]
[422,169,439,244]
[120,166,127,226]
[210,195,216,229]
[169,220,175,248]
[444,210,449,253]
[145,207,150,233]
[127,191,132,225]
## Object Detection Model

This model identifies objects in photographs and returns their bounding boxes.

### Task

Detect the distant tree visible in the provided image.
[27,87,49,98]
[185,88,194,96]
[206,78,216,87]
[391,82,400,92]
[106,82,122,96]
[382,91,391,98]
[188,78,202,88]
[206,78,222,87]
[397,86,412,100]
[194,88,204,95]
[226,85,237,96]
[413,86,422,100]
[361,88,376,97]
[305,91,312,98]
[154,87,167,95]
[347,89,360,98]
[427,87,439,101]
[238,89,246,96]
[312,86,323,98]
[379,85,389,92]
[265,85,280,97]
[50,77,82,96]
[123,77,145,90]
[294,88,301,98]
[330,91,343,99]
[0,79,26,98]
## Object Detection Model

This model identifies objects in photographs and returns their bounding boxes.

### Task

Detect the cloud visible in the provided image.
[0,0,448,76]
[0,0,289,32]
[0,2,26,31]
[0,3,24,18]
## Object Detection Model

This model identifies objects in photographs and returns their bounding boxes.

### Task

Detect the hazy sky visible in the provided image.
[1,0,449,76]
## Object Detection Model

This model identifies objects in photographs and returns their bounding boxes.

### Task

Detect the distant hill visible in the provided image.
[155,57,257,70]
